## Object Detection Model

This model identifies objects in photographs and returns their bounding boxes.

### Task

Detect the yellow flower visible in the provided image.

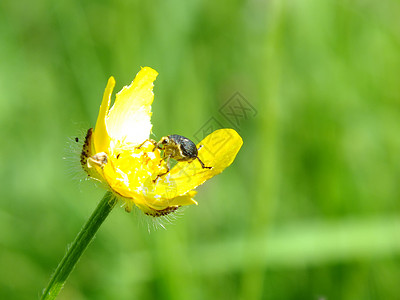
[81,67,242,217]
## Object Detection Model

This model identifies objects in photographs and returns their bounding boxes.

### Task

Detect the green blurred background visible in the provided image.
[1,0,400,299]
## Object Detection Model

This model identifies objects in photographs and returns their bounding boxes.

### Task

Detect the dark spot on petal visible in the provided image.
[145,206,179,217]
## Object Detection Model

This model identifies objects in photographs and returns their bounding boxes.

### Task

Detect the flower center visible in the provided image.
[102,140,169,198]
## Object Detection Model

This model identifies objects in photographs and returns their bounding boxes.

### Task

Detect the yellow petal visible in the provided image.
[154,129,243,198]
[106,67,158,146]
[139,193,198,209]
[93,76,115,154]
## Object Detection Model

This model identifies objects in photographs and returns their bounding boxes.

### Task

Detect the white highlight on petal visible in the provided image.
[105,67,158,146]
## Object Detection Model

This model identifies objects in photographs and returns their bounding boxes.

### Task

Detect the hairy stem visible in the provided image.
[41,191,117,299]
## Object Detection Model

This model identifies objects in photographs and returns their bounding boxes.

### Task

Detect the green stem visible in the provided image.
[41,191,117,299]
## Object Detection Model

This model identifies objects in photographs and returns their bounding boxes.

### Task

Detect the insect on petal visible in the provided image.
[154,129,243,199]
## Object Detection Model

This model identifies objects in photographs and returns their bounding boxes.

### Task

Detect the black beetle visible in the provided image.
[155,135,211,169]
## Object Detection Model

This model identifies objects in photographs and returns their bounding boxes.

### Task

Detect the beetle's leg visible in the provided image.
[153,156,171,182]
[137,139,157,149]
[196,145,211,168]
[164,156,171,171]
[196,157,212,169]
[153,140,164,152]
